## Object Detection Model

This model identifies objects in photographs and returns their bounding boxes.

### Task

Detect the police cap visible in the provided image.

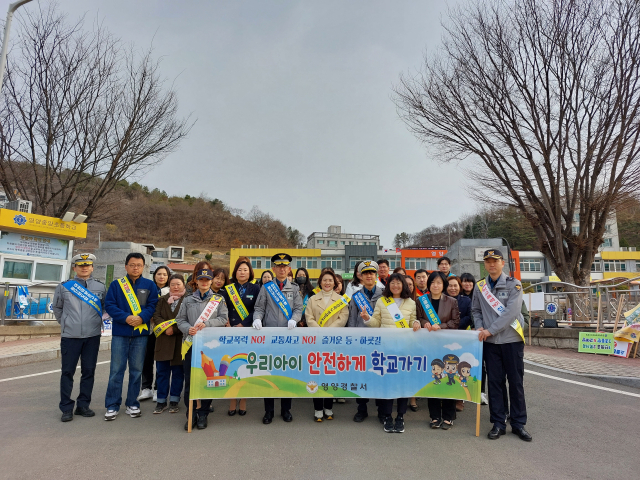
[271,253,293,266]
[72,253,96,266]
[358,260,379,274]
[483,249,504,260]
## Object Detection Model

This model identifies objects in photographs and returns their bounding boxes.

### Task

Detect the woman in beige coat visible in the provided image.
[305,270,350,421]
[362,273,417,434]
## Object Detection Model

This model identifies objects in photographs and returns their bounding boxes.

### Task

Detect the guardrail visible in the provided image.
[0,281,60,326]
[525,276,640,331]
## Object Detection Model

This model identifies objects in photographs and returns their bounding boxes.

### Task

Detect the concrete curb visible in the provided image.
[524,359,640,389]
[0,337,112,368]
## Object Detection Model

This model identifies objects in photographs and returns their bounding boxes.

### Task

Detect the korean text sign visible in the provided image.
[190,328,483,403]
[578,332,614,354]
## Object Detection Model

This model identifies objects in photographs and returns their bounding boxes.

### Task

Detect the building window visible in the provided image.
[317,240,324,245]
[602,238,613,247]
[321,257,343,270]
[604,260,626,272]
[328,240,337,247]
[636,260,640,272]
[573,213,580,222]
[297,257,318,269]
[520,259,542,272]
[170,248,182,259]
[250,258,262,269]
[349,257,373,269]
[341,241,345,245]
[591,262,601,272]
[34,263,63,281]
[571,226,580,236]
[405,258,427,270]
[3,260,33,279]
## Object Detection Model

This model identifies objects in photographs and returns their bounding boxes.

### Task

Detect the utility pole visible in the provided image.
[0,1,35,92]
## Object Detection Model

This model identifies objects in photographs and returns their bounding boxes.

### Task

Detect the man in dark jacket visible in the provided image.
[103,253,158,421]
[52,253,106,422]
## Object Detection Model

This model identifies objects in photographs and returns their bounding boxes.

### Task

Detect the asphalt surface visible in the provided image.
[1,352,638,480]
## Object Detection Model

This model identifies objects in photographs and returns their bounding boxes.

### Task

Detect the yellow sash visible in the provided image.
[225,284,249,320]
[118,277,148,334]
[313,287,321,294]
[317,294,351,327]
[381,297,409,328]
[153,319,176,337]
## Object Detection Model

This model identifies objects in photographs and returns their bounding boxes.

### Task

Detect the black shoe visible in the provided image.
[61,411,73,422]
[487,425,506,440]
[196,414,208,430]
[238,409,247,416]
[281,410,293,422]
[74,406,95,417]
[209,404,215,412]
[409,403,418,412]
[228,409,237,416]
[184,417,197,431]
[383,415,394,433]
[263,411,274,424]
[353,411,368,422]
[394,415,405,433]
[430,418,443,429]
[441,420,453,430]
[378,413,385,424]
[512,427,532,442]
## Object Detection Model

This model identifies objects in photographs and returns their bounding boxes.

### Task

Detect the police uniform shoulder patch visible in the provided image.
[515,284,521,290]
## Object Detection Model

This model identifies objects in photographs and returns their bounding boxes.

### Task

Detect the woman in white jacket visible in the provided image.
[361,273,417,433]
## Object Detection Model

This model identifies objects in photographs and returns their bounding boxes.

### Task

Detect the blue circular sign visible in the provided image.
[545,302,558,315]
[13,214,27,226]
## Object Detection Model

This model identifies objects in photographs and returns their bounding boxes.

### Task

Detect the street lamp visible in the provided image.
[0,0,34,92]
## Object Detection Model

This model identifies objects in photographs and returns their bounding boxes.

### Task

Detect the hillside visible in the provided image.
[72,180,304,254]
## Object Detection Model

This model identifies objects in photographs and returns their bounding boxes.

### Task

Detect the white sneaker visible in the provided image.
[481,393,488,405]
[152,390,157,402]
[104,409,118,421]
[324,409,334,419]
[137,388,153,401]
[314,410,323,421]
[126,406,141,418]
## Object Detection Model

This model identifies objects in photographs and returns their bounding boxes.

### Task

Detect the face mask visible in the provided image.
[295,277,306,285]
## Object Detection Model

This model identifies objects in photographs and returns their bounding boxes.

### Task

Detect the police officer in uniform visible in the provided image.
[52,253,106,422]
[472,249,532,441]
[253,253,303,424]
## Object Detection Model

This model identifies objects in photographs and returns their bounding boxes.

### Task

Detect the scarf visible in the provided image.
[167,289,186,305]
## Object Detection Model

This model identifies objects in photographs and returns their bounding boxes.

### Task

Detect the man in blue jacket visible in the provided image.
[104,253,158,420]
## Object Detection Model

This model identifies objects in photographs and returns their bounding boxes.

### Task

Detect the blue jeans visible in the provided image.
[156,360,184,403]
[105,335,147,411]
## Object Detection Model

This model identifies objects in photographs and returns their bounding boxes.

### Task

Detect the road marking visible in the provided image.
[525,369,640,398]
[0,360,110,383]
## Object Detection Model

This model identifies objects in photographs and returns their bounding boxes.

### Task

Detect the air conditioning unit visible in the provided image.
[620,247,628,251]
[259,245,267,249]
[630,247,637,251]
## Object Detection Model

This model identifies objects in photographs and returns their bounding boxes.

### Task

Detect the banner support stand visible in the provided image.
[187,400,194,433]
[475,403,481,437]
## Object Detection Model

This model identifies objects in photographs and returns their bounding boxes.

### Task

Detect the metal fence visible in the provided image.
[0,282,60,325]
[526,276,640,331]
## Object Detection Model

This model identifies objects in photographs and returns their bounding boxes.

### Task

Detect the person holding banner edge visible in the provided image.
[223,257,260,416]
[176,268,229,431]
[152,274,186,414]
[361,273,417,433]
[472,249,532,442]
[252,253,304,424]
[305,269,350,421]
[414,271,460,429]
[104,253,159,421]
[53,253,106,422]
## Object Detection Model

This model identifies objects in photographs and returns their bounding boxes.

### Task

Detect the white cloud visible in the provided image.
[443,342,462,351]
[237,364,270,379]
[368,365,388,376]
[460,352,479,367]
[203,339,220,349]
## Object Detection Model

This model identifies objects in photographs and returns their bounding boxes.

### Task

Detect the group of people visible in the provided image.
[53,249,531,441]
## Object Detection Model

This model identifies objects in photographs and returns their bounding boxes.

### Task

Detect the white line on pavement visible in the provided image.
[525,369,640,398]
[0,360,110,383]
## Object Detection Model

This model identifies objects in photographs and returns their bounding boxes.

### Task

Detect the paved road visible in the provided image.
[1,353,638,480]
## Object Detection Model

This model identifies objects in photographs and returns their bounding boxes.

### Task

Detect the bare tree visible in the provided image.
[394,0,640,286]
[0,4,192,221]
